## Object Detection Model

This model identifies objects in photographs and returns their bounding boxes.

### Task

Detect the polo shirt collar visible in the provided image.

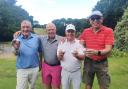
[21,32,34,39]
[46,35,58,43]
[66,38,76,44]
[91,25,104,33]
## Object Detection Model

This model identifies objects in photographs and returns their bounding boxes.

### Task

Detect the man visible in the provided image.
[12,20,42,89]
[57,24,85,89]
[79,11,114,89]
[40,23,62,89]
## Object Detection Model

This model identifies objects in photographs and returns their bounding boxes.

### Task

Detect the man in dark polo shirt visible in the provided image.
[79,10,114,89]
[40,23,62,89]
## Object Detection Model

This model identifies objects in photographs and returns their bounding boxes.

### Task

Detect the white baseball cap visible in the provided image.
[66,24,76,31]
[90,10,103,17]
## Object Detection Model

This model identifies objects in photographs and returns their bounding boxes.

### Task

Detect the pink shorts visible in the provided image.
[41,62,62,88]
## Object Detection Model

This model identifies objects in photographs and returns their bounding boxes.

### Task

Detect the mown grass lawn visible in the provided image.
[0,56,128,89]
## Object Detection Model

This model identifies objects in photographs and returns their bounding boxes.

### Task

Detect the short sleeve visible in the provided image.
[105,29,114,45]
[77,41,85,55]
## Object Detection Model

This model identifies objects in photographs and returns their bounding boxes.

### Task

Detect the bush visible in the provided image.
[111,48,128,57]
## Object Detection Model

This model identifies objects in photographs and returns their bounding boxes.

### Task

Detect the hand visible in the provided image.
[60,37,66,43]
[13,31,21,39]
[58,50,65,60]
[12,39,20,50]
[72,50,78,58]
[85,49,98,57]
[79,40,85,45]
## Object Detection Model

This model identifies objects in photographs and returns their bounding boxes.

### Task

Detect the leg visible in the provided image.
[43,74,52,89]
[28,67,39,89]
[72,70,81,89]
[16,69,28,89]
[83,58,95,89]
[84,71,95,89]
[61,69,70,89]
[51,66,62,89]
[96,60,110,89]
[42,63,52,89]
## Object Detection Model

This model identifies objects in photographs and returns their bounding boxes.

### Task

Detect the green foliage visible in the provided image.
[34,28,47,35]
[114,7,128,52]
[0,0,33,41]
[94,0,128,29]
[111,49,128,57]
[52,18,90,36]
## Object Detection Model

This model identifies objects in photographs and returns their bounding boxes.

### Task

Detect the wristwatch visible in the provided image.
[98,51,101,56]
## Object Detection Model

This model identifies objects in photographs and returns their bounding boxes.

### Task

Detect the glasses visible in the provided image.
[90,15,101,21]
[67,30,75,33]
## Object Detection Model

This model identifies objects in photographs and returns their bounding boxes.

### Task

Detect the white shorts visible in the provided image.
[61,69,82,89]
[16,67,39,89]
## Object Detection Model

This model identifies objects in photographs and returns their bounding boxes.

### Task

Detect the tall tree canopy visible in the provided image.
[52,18,90,36]
[114,7,128,52]
[93,0,128,29]
[0,0,32,41]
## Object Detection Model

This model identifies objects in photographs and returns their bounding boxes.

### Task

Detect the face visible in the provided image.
[89,15,103,29]
[21,21,32,37]
[46,23,56,39]
[65,29,75,41]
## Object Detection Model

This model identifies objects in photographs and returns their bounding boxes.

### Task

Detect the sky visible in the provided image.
[16,0,99,25]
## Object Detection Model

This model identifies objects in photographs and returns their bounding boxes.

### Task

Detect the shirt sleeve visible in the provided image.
[77,41,86,55]
[57,42,65,56]
[105,29,114,45]
[79,30,86,40]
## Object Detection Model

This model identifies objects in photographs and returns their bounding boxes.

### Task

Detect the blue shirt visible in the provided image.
[16,33,42,69]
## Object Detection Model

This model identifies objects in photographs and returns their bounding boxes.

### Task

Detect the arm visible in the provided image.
[12,39,20,55]
[57,42,65,61]
[38,37,43,71]
[73,42,86,60]
[39,52,43,71]
[73,51,85,60]
[13,31,22,39]
[85,45,113,57]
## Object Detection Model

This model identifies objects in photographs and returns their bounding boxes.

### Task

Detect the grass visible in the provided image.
[34,28,47,35]
[0,56,128,89]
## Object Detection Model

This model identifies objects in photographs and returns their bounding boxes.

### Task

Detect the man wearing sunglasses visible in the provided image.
[79,11,114,89]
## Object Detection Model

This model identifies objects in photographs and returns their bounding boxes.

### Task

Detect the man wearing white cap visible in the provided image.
[79,10,114,89]
[57,24,85,89]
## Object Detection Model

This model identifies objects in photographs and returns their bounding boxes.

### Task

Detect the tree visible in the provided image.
[0,0,32,41]
[52,18,90,36]
[93,0,128,29]
[114,7,128,52]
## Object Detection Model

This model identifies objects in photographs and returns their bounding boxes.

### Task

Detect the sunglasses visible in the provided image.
[90,15,101,21]
[67,29,75,33]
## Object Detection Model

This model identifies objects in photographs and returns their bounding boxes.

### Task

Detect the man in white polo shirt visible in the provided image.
[57,24,85,89]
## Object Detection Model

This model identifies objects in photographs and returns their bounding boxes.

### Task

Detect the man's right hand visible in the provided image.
[57,50,65,60]
[13,31,21,38]
[12,39,20,50]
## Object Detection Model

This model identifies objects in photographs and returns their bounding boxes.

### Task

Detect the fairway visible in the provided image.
[0,56,128,89]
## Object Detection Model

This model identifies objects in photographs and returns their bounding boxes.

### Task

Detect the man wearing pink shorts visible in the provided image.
[40,23,62,89]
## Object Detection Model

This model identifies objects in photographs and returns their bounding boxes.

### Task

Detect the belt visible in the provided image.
[86,57,107,63]
[44,61,60,66]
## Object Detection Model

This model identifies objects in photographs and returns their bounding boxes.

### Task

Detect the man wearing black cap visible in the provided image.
[79,10,114,89]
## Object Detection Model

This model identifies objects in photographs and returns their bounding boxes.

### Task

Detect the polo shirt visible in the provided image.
[57,39,85,72]
[16,33,42,69]
[80,26,114,61]
[40,35,61,65]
